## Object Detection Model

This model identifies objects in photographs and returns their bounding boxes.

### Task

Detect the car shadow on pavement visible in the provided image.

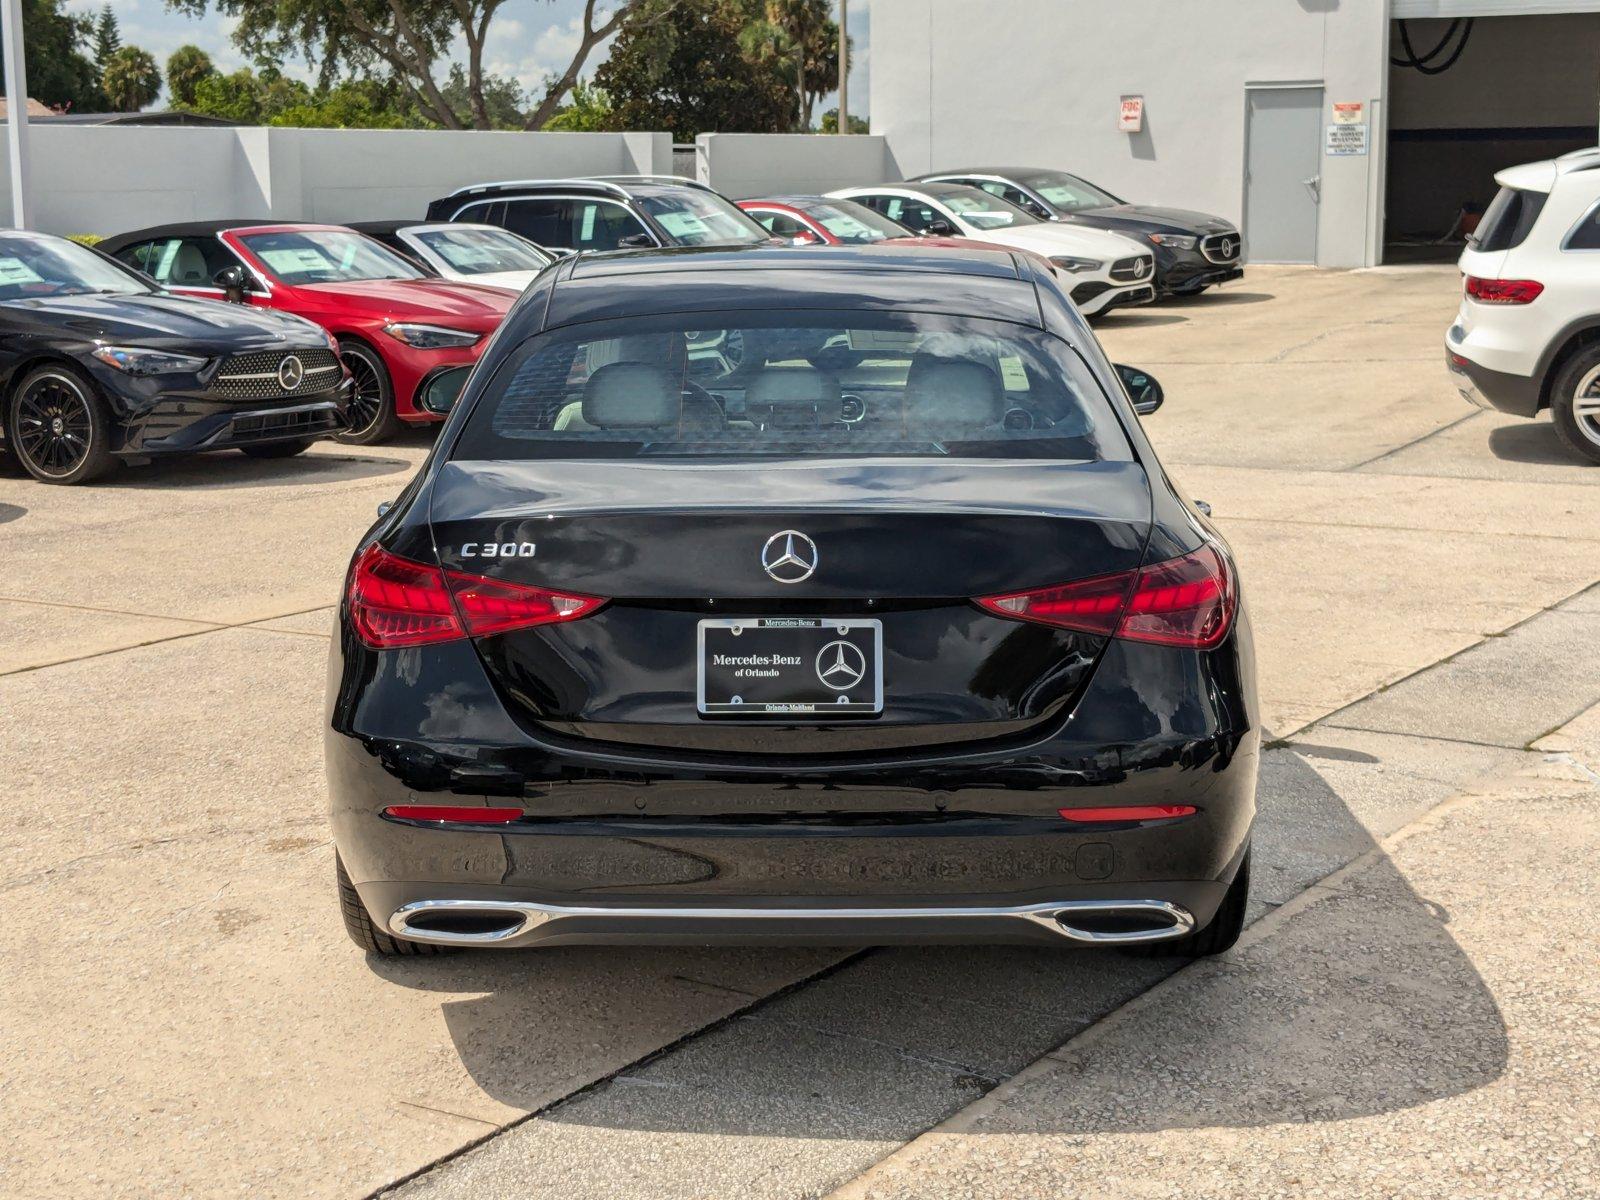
[1092,312,1190,329]
[0,501,25,524]
[1487,422,1594,468]
[1154,289,1275,308]
[367,743,1510,1147]
[108,450,414,490]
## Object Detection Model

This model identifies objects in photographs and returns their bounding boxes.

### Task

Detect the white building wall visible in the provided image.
[0,127,673,236]
[696,133,892,198]
[869,0,1391,267]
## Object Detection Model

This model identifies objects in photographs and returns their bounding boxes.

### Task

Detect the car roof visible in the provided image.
[915,168,1045,181]
[534,244,1044,332]
[98,221,353,255]
[838,181,989,201]
[435,175,717,203]
[1494,147,1600,194]
[744,195,855,210]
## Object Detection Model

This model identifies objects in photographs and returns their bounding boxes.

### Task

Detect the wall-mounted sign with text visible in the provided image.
[1325,122,1369,156]
[1119,95,1144,133]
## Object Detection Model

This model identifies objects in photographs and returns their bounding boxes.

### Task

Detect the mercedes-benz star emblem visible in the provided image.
[1220,238,1236,259]
[760,530,817,584]
[815,640,866,691]
[1135,259,1149,277]
[277,354,305,391]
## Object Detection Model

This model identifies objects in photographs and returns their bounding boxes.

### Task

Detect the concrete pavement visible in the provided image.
[2,265,1596,1199]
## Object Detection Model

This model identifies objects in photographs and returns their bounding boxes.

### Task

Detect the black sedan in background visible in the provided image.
[328,244,1257,961]
[916,167,1244,296]
[0,231,349,484]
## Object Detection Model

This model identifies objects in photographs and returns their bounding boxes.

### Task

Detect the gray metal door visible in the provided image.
[1245,86,1323,263]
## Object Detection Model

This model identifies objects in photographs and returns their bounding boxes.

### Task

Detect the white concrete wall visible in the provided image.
[696,133,892,198]
[0,126,673,236]
[869,0,1391,267]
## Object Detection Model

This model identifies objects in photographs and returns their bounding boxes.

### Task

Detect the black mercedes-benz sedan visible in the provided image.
[915,168,1244,296]
[327,244,1257,959]
[0,230,350,484]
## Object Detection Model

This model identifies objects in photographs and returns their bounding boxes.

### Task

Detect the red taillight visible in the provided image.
[448,572,606,638]
[1465,275,1543,304]
[383,805,522,824]
[976,544,1236,649]
[348,544,605,650]
[1058,804,1196,823]
[975,569,1134,637]
[348,544,460,649]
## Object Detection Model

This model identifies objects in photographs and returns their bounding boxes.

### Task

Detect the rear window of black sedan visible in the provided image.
[451,311,1132,463]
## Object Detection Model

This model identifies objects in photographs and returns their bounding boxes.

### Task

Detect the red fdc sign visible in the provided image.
[1119,95,1144,133]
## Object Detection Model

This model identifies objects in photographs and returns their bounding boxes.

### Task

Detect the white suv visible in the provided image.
[1446,147,1600,463]
[828,183,1156,317]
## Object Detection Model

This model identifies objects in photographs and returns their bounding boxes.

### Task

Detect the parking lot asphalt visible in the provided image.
[3,265,1596,1199]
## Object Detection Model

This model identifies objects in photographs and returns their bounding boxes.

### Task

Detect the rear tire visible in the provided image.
[1128,847,1250,959]
[239,439,313,459]
[6,364,118,485]
[1550,346,1600,465]
[336,855,453,956]
[334,339,402,446]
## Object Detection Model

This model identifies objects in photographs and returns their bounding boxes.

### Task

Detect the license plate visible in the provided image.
[697,618,882,716]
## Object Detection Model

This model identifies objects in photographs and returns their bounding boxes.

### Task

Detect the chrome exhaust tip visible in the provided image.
[390,900,547,945]
[1039,899,1195,944]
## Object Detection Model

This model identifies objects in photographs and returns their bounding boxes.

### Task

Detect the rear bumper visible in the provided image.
[1445,327,1543,417]
[327,617,1260,945]
[380,892,1208,949]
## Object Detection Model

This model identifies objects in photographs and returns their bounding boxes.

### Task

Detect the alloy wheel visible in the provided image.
[15,374,94,478]
[1573,364,1600,448]
[343,348,386,437]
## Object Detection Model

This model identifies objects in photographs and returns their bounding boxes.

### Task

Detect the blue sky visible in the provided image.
[63,0,870,120]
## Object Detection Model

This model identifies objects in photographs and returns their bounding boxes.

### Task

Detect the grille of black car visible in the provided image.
[229,407,341,442]
[212,348,341,400]
[1201,233,1241,263]
[1110,254,1155,283]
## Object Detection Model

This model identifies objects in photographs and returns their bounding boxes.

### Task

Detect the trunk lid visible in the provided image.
[429,458,1152,756]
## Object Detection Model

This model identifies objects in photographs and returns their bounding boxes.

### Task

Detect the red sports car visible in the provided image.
[99,221,515,443]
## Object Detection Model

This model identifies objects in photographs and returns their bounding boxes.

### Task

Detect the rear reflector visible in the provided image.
[976,543,1236,649]
[1464,275,1543,304]
[348,544,605,649]
[1058,804,1197,823]
[383,805,523,824]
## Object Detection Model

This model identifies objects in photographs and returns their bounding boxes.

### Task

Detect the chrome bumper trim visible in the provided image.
[388,897,1196,948]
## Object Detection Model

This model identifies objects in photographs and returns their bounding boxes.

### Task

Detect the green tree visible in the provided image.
[0,0,101,112]
[438,64,524,130]
[595,0,791,141]
[740,0,837,130]
[818,107,866,134]
[270,78,409,128]
[100,45,163,112]
[166,44,216,108]
[188,67,268,122]
[166,0,670,131]
[91,5,121,67]
[543,78,612,132]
